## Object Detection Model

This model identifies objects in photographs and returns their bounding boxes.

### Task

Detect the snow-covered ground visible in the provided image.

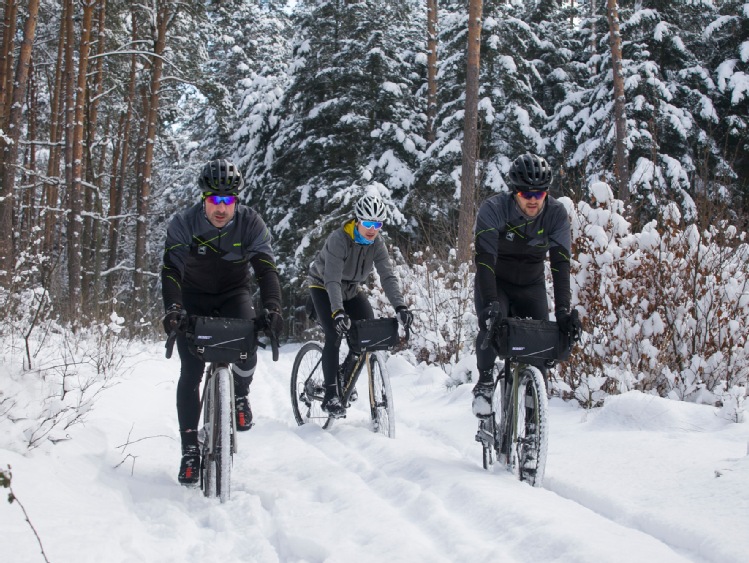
[2,342,748,563]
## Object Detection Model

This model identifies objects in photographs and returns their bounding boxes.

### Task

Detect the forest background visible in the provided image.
[1,0,748,413]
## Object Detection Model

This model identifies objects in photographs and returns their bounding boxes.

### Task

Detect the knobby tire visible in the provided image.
[367,351,395,438]
[202,367,233,502]
[216,367,233,502]
[202,373,217,498]
[509,366,549,487]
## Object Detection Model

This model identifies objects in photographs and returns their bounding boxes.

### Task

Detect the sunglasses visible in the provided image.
[360,220,383,230]
[517,190,547,201]
[204,194,238,205]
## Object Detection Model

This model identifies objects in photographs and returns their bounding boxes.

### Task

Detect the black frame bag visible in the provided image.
[186,316,256,363]
[348,318,399,353]
[494,318,571,365]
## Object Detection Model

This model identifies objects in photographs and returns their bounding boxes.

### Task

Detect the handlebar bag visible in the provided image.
[186,316,256,363]
[494,318,571,364]
[349,318,399,353]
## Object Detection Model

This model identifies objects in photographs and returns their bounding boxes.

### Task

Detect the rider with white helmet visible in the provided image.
[307,193,412,417]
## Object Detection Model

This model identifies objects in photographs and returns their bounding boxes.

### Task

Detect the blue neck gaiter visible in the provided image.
[354,228,374,245]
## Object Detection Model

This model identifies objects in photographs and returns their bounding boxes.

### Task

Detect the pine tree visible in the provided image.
[554,0,718,224]
[703,0,749,224]
[253,0,426,278]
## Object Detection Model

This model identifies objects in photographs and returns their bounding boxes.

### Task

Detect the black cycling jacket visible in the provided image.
[474,192,571,314]
[161,202,281,311]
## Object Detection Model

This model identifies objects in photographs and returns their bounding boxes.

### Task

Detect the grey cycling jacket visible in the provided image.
[307,219,406,314]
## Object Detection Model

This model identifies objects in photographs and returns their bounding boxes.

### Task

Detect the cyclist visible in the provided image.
[306,193,413,418]
[472,153,581,418]
[161,159,283,485]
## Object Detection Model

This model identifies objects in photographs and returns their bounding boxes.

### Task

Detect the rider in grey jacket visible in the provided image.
[307,194,412,418]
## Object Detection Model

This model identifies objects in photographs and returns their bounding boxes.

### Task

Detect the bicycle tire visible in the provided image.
[485,377,506,469]
[509,366,549,487]
[215,367,233,502]
[290,342,330,428]
[202,371,217,498]
[368,351,395,438]
[202,367,233,502]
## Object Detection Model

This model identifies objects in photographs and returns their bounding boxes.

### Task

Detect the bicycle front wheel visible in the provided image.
[368,352,395,438]
[509,366,549,487]
[201,371,217,498]
[215,367,233,502]
[290,342,330,428]
[202,366,233,502]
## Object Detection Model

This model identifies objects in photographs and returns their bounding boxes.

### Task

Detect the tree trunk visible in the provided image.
[81,0,106,316]
[0,0,17,123]
[457,0,483,264]
[62,0,76,312]
[425,0,438,144]
[42,0,67,256]
[66,0,96,317]
[133,1,171,312]
[0,0,40,286]
[106,11,138,300]
[606,0,630,203]
[19,58,37,249]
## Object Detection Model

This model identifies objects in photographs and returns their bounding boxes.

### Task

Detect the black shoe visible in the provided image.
[235,395,253,431]
[321,394,347,419]
[178,445,200,486]
[472,381,494,419]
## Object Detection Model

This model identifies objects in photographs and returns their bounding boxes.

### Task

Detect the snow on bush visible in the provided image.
[1,287,130,451]
[560,182,749,408]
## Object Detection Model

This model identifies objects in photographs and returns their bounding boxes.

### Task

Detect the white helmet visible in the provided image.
[355,194,388,221]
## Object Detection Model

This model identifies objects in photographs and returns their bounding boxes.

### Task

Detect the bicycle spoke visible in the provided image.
[290,342,329,428]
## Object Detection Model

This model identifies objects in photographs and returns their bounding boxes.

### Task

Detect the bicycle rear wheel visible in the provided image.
[368,351,395,438]
[202,366,233,502]
[290,342,330,428]
[509,366,549,487]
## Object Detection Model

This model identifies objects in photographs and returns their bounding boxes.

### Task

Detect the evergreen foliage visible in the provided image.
[250,0,426,282]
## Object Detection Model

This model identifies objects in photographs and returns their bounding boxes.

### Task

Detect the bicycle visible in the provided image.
[166,313,279,503]
[290,317,410,437]
[475,303,576,487]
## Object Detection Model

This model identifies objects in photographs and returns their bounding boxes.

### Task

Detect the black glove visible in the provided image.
[162,304,187,335]
[557,309,582,341]
[479,301,501,331]
[332,309,351,335]
[266,308,283,339]
[396,306,413,328]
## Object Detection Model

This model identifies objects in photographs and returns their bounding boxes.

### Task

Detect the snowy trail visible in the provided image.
[2,341,747,563]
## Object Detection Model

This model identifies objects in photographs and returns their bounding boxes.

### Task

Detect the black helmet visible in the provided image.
[198,159,244,195]
[508,153,552,190]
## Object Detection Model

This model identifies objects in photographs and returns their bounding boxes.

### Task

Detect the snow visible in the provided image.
[2,342,748,563]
